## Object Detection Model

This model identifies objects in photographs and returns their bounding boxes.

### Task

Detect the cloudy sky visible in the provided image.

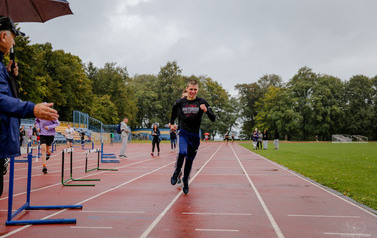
[19,0,377,95]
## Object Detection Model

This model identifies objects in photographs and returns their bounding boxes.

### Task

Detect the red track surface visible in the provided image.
[0,142,376,238]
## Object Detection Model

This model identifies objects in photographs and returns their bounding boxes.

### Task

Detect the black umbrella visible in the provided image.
[0,0,73,23]
[0,0,73,88]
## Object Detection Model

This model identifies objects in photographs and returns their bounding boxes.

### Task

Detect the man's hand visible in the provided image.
[200,104,207,112]
[6,60,18,77]
[34,103,59,121]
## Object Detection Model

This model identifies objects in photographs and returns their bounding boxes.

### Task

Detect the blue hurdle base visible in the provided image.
[6,155,83,226]
[100,143,120,163]
[6,218,77,226]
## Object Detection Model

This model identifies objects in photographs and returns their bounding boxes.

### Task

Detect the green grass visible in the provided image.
[240,142,377,211]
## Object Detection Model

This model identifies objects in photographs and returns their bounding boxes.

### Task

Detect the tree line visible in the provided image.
[10,35,377,141]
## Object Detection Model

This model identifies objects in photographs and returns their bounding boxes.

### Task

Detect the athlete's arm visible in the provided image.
[204,101,216,122]
[170,100,179,125]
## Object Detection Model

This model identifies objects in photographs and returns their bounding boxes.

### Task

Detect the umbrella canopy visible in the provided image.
[0,0,73,23]
[204,132,210,135]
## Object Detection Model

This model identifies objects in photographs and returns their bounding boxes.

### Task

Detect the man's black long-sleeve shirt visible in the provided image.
[170,97,216,135]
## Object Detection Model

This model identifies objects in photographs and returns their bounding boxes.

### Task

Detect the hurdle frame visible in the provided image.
[6,153,82,226]
[61,148,100,186]
[85,148,118,173]
[100,143,120,163]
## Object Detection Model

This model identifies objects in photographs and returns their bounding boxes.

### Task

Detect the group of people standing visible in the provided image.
[252,128,280,150]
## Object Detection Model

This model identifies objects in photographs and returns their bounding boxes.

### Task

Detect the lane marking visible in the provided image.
[0,152,165,201]
[230,145,285,238]
[288,215,360,218]
[0,161,176,238]
[139,144,223,238]
[0,144,216,238]
[182,212,252,216]
[196,228,239,232]
[70,226,113,229]
[81,210,145,214]
[237,146,377,219]
[324,232,371,237]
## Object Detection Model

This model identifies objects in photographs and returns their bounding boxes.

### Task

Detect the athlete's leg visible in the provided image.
[181,137,200,194]
[171,134,188,185]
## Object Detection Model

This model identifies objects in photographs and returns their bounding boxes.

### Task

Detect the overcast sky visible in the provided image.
[19,0,377,95]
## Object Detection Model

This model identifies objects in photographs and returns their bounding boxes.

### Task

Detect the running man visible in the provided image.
[169,79,216,194]
[64,124,75,148]
[36,118,60,174]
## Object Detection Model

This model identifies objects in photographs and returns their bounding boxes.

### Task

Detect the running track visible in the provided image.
[0,142,376,237]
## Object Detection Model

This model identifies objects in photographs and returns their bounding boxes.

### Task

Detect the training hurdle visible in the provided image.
[82,141,94,150]
[21,142,41,162]
[61,148,100,186]
[85,148,118,173]
[6,153,82,226]
[100,143,120,163]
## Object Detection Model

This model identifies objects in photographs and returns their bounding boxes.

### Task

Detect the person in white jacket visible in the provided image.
[119,117,130,158]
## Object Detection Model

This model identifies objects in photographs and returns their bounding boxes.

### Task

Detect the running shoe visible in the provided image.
[151,153,154,156]
[170,171,179,185]
[42,166,48,174]
[3,158,8,175]
[177,171,182,184]
[182,180,189,194]
[46,153,51,160]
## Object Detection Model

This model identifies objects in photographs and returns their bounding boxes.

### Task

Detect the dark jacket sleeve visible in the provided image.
[170,100,179,125]
[204,101,216,122]
[0,92,35,118]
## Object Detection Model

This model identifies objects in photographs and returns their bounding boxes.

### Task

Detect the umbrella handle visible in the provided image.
[10,47,15,73]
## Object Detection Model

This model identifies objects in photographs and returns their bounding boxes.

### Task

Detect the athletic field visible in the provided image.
[0,142,376,237]
[240,142,377,211]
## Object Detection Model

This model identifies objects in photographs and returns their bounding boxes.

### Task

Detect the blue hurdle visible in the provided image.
[100,143,119,163]
[6,153,82,226]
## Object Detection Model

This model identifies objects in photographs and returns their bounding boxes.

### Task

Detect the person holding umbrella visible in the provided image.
[0,16,59,196]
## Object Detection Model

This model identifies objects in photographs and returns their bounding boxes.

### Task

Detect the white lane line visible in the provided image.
[81,210,145,214]
[288,215,360,218]
[182,212,252,216]
[230,145,285,238]
[139,144,223,238]
[0,160,176,238]
[70,226,113,229]
[324,232,371,237]
[0,145,216,238]
[0,153,157,201]
[196,229,239,232]
[238,146,377,219]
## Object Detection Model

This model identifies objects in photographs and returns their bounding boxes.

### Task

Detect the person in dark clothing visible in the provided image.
[170,125,177,151]
[151,123,161,156]
[80,131,85,148]
[169,79,216,194]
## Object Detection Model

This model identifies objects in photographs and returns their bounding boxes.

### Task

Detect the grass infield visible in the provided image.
[239,142,377,211]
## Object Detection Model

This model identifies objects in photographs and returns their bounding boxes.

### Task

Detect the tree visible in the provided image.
[89,62,138,125]
[199,76,236,139]
[288,66,318,140]
[343,75,374,138]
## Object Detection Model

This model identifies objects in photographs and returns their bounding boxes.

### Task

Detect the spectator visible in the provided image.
[263,129,268,150]
[151,123,161,156]
[274,129,279,150]
[119,117,130,158]
[0,16,59,196]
